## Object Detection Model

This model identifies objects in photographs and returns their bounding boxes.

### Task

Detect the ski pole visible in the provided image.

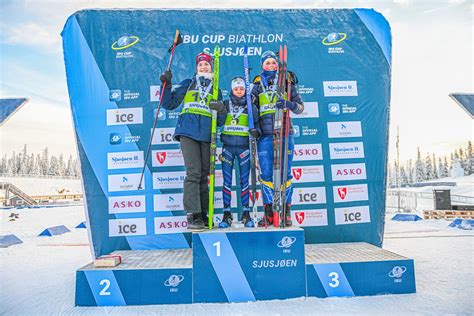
[138,30,183,190]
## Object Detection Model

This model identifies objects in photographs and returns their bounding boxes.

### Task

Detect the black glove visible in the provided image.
[160,70,172,85]
[249,128,260,138]
[209,100,225,114]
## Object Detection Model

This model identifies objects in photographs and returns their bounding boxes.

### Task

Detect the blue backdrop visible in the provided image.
[62,8,391,257]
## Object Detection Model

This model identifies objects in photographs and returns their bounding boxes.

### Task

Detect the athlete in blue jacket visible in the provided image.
[218,77,260,228]
[160,52,227,230]
[251,51,304,227]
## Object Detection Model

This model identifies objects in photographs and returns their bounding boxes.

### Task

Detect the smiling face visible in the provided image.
[262,58,278,71]
[232,86,245,98]
[197,61,212,73]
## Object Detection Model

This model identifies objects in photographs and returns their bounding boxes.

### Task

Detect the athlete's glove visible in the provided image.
[160,70,172,85]
[249,128,260,139]
[276,99,297,111]
[209,100,226,114]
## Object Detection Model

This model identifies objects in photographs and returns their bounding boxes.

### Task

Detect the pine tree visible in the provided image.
[407,159,414,184]
[58,154,65,176]
[438,157,444,179]
[41,147,49,176]
[0,154,6,174]
[425,153,433,180]
[442,157,449,178]
[400,166,408,185]
[432,153,438,179]
[467,141,473,175]
[415,147,425,182]
[49,156,59,176]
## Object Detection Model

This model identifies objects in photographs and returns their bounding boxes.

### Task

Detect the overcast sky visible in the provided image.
[0,0,472,162]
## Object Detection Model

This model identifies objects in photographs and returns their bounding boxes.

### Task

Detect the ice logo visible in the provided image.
[164,275,184,287]
[109,90,121,102]
[110,133,122,145]
[341,123,347,130]
[111,35,140,50]
[388,266,407,278]
[322,32,347,46]
[328,103,340,115]
[277,236,296,248]
[169,196,175,202]
[122,177,128,183]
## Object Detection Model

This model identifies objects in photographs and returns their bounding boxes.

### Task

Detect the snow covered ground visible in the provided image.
[1,205,473,315]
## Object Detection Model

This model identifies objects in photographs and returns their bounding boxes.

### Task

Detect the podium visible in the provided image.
[75,228,416,306]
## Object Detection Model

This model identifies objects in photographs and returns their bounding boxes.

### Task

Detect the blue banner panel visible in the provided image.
[193,228,306,302]
[62,9,391,257]
[307,259,416,297]
[76,268,192,306]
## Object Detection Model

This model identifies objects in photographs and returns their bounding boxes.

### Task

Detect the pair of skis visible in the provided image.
[208,45,220,229]
[273,45,291,228]
[243,46,260,225]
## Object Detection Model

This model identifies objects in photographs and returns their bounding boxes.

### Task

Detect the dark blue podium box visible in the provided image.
[192,227,306,303]
[75,250,192,306]
[305,243,416,297]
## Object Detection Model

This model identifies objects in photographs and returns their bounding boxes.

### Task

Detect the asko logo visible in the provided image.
[292,187,327,205]
[151,127,179,145]
[154,193,184,212]
[291,166,325,183]
[109,218,146,236]
[106,108,143,126]
[327,121,362,138]
[331,163,367,181]
[291,209,328,227]
[290,101,319,118]
[293,144,323,161]
[333,184,369,203]
[107,151,144,169]
[154,216,188,234]
[152,149,184,167]
[329,142,365,159]
[108,195,146,214]
[334,205,371,225]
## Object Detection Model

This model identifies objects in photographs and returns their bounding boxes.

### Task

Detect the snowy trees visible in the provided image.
[389,142,472,186]
[0,145,80,178]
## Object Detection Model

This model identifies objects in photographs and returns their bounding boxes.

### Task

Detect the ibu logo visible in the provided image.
[322,32,347,46]
[109,90,121,102]
[328,103,340,115]
[389,266,407,283]
[164,274,184,287]
[277,236,296,253]
[110,133,122,145]
[154,108,166,120]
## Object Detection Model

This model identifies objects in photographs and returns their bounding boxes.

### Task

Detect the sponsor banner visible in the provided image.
[151,127,179,145]
[291,166,325,183]
[154,193,184,212]
[150,85,161,102]
[292,187,326,205]
[107,151,144,169]
[293,144,323,161]
[323,81,358,97]
[106,107,143,125]
[329,142,365,159]
[108,173,143,192]
[331,163,367,181]
[291,101,319,118]
[333,183,369,203]
[108,195,146,214]
[109,218,146,236]
[327,121,362,138]
[153,171,186,189]
[291,209,328,227]
[152,149,184,167]
[334,205,371,225]
[154,216,188,234]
